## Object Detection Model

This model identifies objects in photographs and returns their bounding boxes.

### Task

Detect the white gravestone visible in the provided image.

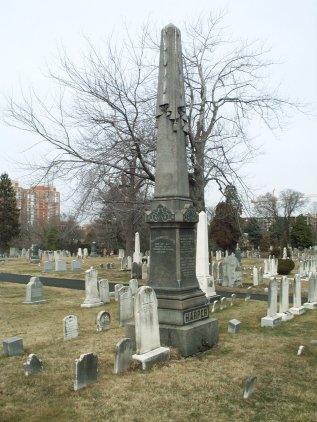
[71,260,81,271]
[118,286,134,327]
[289,274,306,315]
[133,232,142,264]
[81,268,103,308]
[63,315,79,340]
[43,261,52,272]
[277,276,294,321]
[96,311,111,331]
[127,256,132,270]
[261,278,282,328]
[114,284,124,302]
[304,272,317,309]
[212,300,220,313]
[243,376,257,399]
[129,279,138,296]
[220,297,227,310]
[252,266,258,286]
[118,249,125,259]
[98,279,110,303]
[23,354,43,376]
[231,293,237,306]
[132,286,170,370]
[55,260,66,272]
[77,248,83,258]
[74,353,98,391]
[196,211,216,298]
[142,262,148,280]
[24,277,46,304]
[113,338,134,374]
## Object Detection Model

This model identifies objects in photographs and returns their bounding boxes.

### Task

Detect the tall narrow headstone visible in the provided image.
[132,287,170,369]
[145,24,218,356]
[304,272,317,309]
[81,268,103,308]
[196,211,216,298]
[261,278,282,327]
[74,353,98,391]
[118,286,134,326]
[252,266,258,286]
[24,277,46,304]
[277,276,294,321]
[98,279,110,303]
[133,232,141,264]
[290,274,306,315]
[129,279,138,296]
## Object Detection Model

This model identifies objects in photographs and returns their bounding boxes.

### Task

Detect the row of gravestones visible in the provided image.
[261,272,317,327]
[211,254,242,287]
[3,286,170,390]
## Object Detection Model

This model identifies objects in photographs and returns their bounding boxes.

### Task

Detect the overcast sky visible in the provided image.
[0,0,316,214]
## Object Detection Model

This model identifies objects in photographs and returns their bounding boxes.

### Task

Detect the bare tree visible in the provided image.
[5,13,298,218]
[279,189,306,242]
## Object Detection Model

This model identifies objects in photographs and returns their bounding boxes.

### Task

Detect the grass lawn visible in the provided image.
[1,278,317,421]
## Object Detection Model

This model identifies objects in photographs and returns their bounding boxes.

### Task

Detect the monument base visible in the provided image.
[289,306,306,315]
[261,315,282,328]
[303,302,317,309]
[132,347,170,370]
[81,300,104,308]
[159,318,218,357]
[23,300,47,305]
[276,311,294,321]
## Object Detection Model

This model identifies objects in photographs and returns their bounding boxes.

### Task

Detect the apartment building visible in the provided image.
[13,182,60,226]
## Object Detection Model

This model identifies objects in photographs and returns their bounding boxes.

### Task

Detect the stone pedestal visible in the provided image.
[304,301,317,309]
[289,306,306,315]
[276,311,294,321]
[261,315,282,328]
[132,347,170,370]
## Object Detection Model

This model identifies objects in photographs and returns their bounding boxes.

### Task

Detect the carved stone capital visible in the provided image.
[146,204,175,223]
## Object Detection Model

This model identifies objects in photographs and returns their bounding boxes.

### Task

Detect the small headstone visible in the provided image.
[74,353,98,391]
[24,277,46,304]
[212,300,220,313]
[98,279,110,303]
[228,319,241,334]
[3,336,24,356]
[55,260,67,272]
[245,294,251,301]
[63,315,78,340]
[96,311,111,331]
[43,261,52,272]
[113,338,134,374]
[23,354,43,376]
[310,339,317,345]
[231,293,236,306]
[220,297,227,310]
[118,286,134,326]
[297,345,304,356]
[243,376,257,399]
[129,279,138,296]
[71,260,81,271]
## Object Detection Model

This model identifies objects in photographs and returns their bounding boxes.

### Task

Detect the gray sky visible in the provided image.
[0,0,316,214]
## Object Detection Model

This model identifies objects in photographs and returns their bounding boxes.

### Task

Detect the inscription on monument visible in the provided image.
[183,305,209,324]
[152,236,175,254]
[180,231,195,278]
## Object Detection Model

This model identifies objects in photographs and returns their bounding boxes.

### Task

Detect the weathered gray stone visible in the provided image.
[98,279,110,303]
[81,268,103,308]
[261,278,282,328]
[228,319,240,334]
[212,300,220,313]
[3,336,24,356]
[63,315,78,340]
[74,353,98,391]
[129,279,138,296]
[114,283,124,302]
[113,338,134,374]
[43,261,52,272]
[24,277,46,304]
[243,376,257,399]
[55,260,67,272]
[118,286,134,327]
[290,274,305,315]
[231,293,237,306]
[23,354,43,376]
[96,311,111,331]
[304,272,317,309]
[71,260,81,271]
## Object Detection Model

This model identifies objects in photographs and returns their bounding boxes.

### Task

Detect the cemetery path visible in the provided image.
[0,273,116,291]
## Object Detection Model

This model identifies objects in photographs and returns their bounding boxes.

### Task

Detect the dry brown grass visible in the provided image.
[1,280,317,422]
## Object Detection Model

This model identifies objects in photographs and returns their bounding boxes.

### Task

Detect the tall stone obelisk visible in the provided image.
[146,24,218,356]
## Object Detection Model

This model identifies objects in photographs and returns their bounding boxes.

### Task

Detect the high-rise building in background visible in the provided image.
[13,182,60,227]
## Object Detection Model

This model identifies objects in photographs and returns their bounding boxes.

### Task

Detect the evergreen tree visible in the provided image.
[209,202,241,253]
[244,218,263,249]
[43,226,61,250]
[290,215,314,248]
[0,173,20,251]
